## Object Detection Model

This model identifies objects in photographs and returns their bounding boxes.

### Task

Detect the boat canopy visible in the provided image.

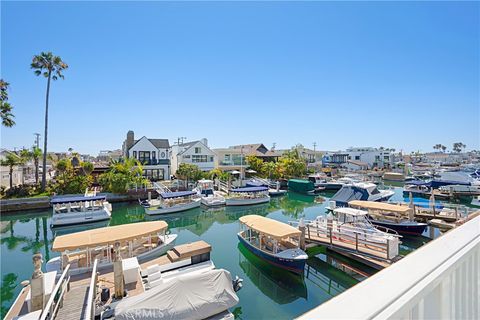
[239,215,301,239]
[159,191,196,199]
[114,269,239,320]
[334,207,368,216]
[348,200,411,214]
[245,179,268,188]
[330,185,369,206]
[230,186,268,193]
[52,221,168,252]
[50,195,106,204]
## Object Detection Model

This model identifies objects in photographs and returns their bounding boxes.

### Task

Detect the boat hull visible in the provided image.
[237,235,305,274]
[50,208,111,227]
[226,196,270,206]
[369,219,427,236]
[145,200,201,215]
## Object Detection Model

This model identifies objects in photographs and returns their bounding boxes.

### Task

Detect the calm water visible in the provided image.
[1,188,435,319]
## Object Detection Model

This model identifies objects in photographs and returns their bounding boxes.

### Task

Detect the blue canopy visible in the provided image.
[51,195,106,204]
[159,191,196,199]
[246,179,268,188]
[230,186,268,193]
[430,179,470,188]
[331,185,369,207]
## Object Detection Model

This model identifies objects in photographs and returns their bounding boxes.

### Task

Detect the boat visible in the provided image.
[330,182,395,206]
[383,172,405,182]
[439,184,480,196]
[46,221,177,275]
[288,179,315,194]
[471,196,480,207]
[237,214,308,274]
[315,177,358,191]
[348,200,428,236]
[142,190,201,215]
[246,178,287,196]
[225,186,271,206]
[50,194,112,227]
[193,179,226,207]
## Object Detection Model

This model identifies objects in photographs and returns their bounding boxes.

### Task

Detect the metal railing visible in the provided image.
[84,259,98,320]
[296,213,480,320]
[39,264,71,320]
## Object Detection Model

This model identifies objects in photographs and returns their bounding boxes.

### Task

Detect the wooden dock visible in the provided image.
[56,284,90,320]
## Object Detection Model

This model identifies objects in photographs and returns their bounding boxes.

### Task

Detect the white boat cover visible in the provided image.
[114,269,239,320]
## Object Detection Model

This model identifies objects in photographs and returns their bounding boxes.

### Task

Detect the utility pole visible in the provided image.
[313,142,317,152]
[176,137,187,145]
[34,133,40,149]
[272,142,276,150]
[313,142,317,163]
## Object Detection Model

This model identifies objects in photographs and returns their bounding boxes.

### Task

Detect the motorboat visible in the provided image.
[471,196,480,207]
[348,200,428,236]
[226,186,271,206]
[238,215,308,274]
[330,182,395,206]
[46,221,177,275]
[50,194,112,227]
[193,179,226,207]
[142,191,201,215]
[316,177,358,191]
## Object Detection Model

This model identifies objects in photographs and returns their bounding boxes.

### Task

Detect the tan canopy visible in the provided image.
[348,200,411,213]
[52,221,168,252]
[239,215,301,239]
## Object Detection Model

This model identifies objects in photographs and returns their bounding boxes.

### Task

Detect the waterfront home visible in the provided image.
[214,143,281,176]
[122,130,170,181]
[170,138,216,174]
[323,147,394,169]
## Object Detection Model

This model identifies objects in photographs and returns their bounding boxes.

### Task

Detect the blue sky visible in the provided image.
[1,1,479,155]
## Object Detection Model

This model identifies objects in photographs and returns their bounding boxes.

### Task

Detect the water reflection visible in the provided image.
[237,242,307,304]
[1,273,18,317]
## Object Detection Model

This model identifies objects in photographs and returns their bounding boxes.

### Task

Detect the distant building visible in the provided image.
[97,149,122,163]
[0,149,25,188]
[214,143,281,173]
[170,138,216,174]
[122,130,170,181]
[323,147,393,169]
[277,145,324,164]
[343,160,369,171]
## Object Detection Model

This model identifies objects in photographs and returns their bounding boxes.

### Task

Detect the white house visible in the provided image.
[345,147,393,169]
[343,159,369,171]
[170,138,216,174]
[122,131,170,181]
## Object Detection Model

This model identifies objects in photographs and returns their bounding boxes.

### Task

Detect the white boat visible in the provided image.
[330,182,395,207]
[439,184,480,196]
[142,191,201,215]
[354,182,395,202]
[316,177,358,190]
[471,196,480,207]
[46,221,177,276]
[193,179,226,207]
[226,186,271,206]
[50,194,112,227]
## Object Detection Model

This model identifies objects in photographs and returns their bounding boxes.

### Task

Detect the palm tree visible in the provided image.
[31,52,68,191]
[0,152,25,189]
[31,147,42,184]
[0,79,15,127]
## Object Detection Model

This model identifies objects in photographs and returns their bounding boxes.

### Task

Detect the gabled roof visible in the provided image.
[128,136,170,151]
[177,140,214,156]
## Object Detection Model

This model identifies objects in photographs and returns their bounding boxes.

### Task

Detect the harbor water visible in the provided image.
[1,188,436,319]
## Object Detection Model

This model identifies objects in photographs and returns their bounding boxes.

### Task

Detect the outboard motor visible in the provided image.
[232,275,243,292]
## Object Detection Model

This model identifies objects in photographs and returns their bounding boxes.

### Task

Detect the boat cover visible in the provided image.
[159,191,197,199]
[246,179,268,187]
[114,269,239,320]
[430,179,470,188]
[50,195,106,204]
[230,186,268,193]
[330,185,369,206]
[405,180,432,187]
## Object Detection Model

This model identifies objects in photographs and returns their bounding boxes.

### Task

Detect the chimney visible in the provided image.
[201,138,208,147]
[125,130,134,157]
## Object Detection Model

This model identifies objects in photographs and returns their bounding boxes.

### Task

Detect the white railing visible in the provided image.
[296,213,480,320]
[153,181,171,193]
[39,264,71,320]
[83,259,98,320]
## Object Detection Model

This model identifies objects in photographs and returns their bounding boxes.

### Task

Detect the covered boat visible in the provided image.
[330,183,394,206]
[238,215,307,274]
[288,179,315,194]
[143,191,201,215]
[114,268,240,320]
[50,194,112,227]
[46,221,177,275]
[348,200,428,236]
[226,186,270,206]
[193,179,226,207]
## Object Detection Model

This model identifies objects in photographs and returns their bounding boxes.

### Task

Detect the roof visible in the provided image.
[51,195,106,204]
[239,215,301,239]
[52,221,168,251]
[334,207,368,216]
[148,138,170,149]
[348,200,411,213]
[230,186,268,193]
[347,160,368,167]
[159,191,197,199]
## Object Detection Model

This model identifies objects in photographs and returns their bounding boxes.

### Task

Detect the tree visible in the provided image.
[0,79,15,127]
[31,52,68,191]
[245,155,264,176]
[0,152,25,189]
[98,158,147,194]
[50,156,94,194]
[176,163,203,186]
[452,142,466,153]
[262,161,278,179]
[31,147,42,184]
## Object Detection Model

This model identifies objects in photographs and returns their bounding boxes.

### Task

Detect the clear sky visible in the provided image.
[1,1,479,155]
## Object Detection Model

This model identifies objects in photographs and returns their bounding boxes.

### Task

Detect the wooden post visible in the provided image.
[386,238,390,260]
[355,233,358,252]
[329,228,333,245]
[307,225,311,240]
[455,206,458,221]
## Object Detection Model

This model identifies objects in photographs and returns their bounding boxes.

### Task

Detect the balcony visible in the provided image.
[138,159,170,166]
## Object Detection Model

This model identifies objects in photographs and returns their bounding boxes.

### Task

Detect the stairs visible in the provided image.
[167,249,181,262]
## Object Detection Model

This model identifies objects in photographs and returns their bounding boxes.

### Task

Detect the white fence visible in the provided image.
[297,213,480,319]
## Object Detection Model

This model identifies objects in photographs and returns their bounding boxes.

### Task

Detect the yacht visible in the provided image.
[238,215,308,274]
[193,179,226,207]
[50,193,112,227]
[330,182,395,206]
[226,186,271,206]
[142,191,201,215]
[46,221,177,275]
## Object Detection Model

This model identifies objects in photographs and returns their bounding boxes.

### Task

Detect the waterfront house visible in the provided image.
[323,147,393,169]
[277,145,324,164]
[214,143,281,174]
[170,138,216,174]
[122,130,170,181]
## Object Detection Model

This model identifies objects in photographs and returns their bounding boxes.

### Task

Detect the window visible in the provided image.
[192,155,208,162]
[384,156,389,161]
[139,151,151,164]
[209,156,214,162]
[195,147,201,154]
[133,151,137,158]
[355,156,360,160]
